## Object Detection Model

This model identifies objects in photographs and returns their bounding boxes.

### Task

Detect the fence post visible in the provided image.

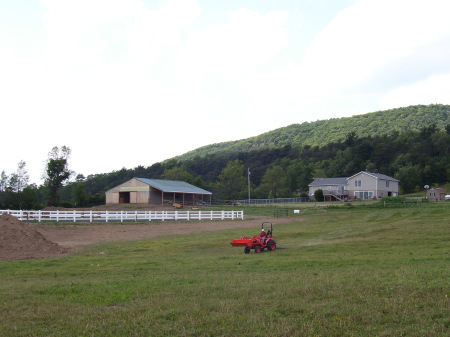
[105,210,108,223]
[56,210,59,222]
[73,210,76,222]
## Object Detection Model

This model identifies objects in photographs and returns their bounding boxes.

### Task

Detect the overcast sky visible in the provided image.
[2,0,450,185]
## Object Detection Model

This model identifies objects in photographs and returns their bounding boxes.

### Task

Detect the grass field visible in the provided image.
[1,202,449,336]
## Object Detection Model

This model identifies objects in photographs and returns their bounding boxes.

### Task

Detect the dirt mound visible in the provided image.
[0,213,68,260]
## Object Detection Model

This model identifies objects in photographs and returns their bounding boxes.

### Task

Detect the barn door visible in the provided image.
[119,192,130,203]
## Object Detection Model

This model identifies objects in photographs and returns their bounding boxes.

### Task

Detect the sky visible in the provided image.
[1,0,450,185]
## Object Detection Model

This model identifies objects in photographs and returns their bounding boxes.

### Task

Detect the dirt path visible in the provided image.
[36,216,297,250]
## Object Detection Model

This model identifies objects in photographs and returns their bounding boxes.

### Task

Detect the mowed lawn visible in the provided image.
[1,203,449,336]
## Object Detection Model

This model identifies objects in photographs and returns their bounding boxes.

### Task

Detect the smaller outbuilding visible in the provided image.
[105,178,212,206]
[426,188,447,202]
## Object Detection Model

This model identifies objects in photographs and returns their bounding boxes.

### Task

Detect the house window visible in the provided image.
[355,180,361,187]
[386,181,390,188]
[355,191,373,199]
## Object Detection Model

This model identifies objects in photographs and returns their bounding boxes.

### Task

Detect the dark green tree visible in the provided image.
[161,167,194,183]
[217,160,246,200]
[44,146,73,206]
[314,189,324,202]
[260,165,289,198]
[72,182,88,207]
[395,165,421,194]
[21,184,39,209]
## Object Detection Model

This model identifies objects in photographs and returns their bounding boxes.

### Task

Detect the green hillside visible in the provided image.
[174,104,450,161]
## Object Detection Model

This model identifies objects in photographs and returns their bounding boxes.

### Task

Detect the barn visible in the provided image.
[105,178,212,206]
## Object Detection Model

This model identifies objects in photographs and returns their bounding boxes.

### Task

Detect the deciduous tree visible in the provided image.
[162,167,194,183]
[217,160,246,200]
[44,146,73,206]
[260,165,289,198]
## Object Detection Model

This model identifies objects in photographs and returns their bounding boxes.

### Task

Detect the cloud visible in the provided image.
[175,9,289,81]
[289,0,450,119]
[41,0,201,69]
[380,72,450,109]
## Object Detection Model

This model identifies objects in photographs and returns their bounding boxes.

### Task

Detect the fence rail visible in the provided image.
[0,209,244,223]
[234,197,309,205]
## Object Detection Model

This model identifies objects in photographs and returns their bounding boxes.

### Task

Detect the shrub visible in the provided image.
[314,189,324,202]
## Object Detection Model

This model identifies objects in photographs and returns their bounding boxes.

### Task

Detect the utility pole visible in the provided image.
[247,167,251,203]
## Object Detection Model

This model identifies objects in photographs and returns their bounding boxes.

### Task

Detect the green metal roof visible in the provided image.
[135,178,212,195]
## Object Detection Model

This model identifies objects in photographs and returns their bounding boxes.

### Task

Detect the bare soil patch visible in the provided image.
[36,216,295,249]
[0,213,68,260]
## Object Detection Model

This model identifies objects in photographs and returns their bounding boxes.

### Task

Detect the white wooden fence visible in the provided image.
[0,209,244,223]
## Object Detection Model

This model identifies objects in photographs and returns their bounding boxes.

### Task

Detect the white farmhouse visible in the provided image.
[309,171,399,201]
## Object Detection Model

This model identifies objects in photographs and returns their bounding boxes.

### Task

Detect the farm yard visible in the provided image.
[0,202,449,336]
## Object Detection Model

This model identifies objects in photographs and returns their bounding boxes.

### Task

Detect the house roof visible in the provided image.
[135,178,212,194]
[308,177,348,187]
[348,171,399,181]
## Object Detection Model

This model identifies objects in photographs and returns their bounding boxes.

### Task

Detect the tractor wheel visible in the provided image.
[255,246,262,253]
[244,247,250,254]
[267,240,277,251]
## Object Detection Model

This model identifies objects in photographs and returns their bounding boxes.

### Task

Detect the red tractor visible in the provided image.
[230,222,277,254]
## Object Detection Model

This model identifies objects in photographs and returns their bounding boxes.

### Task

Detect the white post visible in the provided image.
[106,210,109,223]
[73,210,76,222]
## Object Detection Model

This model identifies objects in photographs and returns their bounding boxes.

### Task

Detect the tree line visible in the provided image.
[2,124,448,210]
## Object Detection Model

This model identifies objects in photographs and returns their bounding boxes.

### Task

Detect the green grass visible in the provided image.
[1,203,449,336]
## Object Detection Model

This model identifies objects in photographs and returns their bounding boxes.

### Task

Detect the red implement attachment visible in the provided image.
[230,236,260,247]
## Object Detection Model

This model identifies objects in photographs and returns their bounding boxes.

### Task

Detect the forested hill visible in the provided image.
[173,104,450,161]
